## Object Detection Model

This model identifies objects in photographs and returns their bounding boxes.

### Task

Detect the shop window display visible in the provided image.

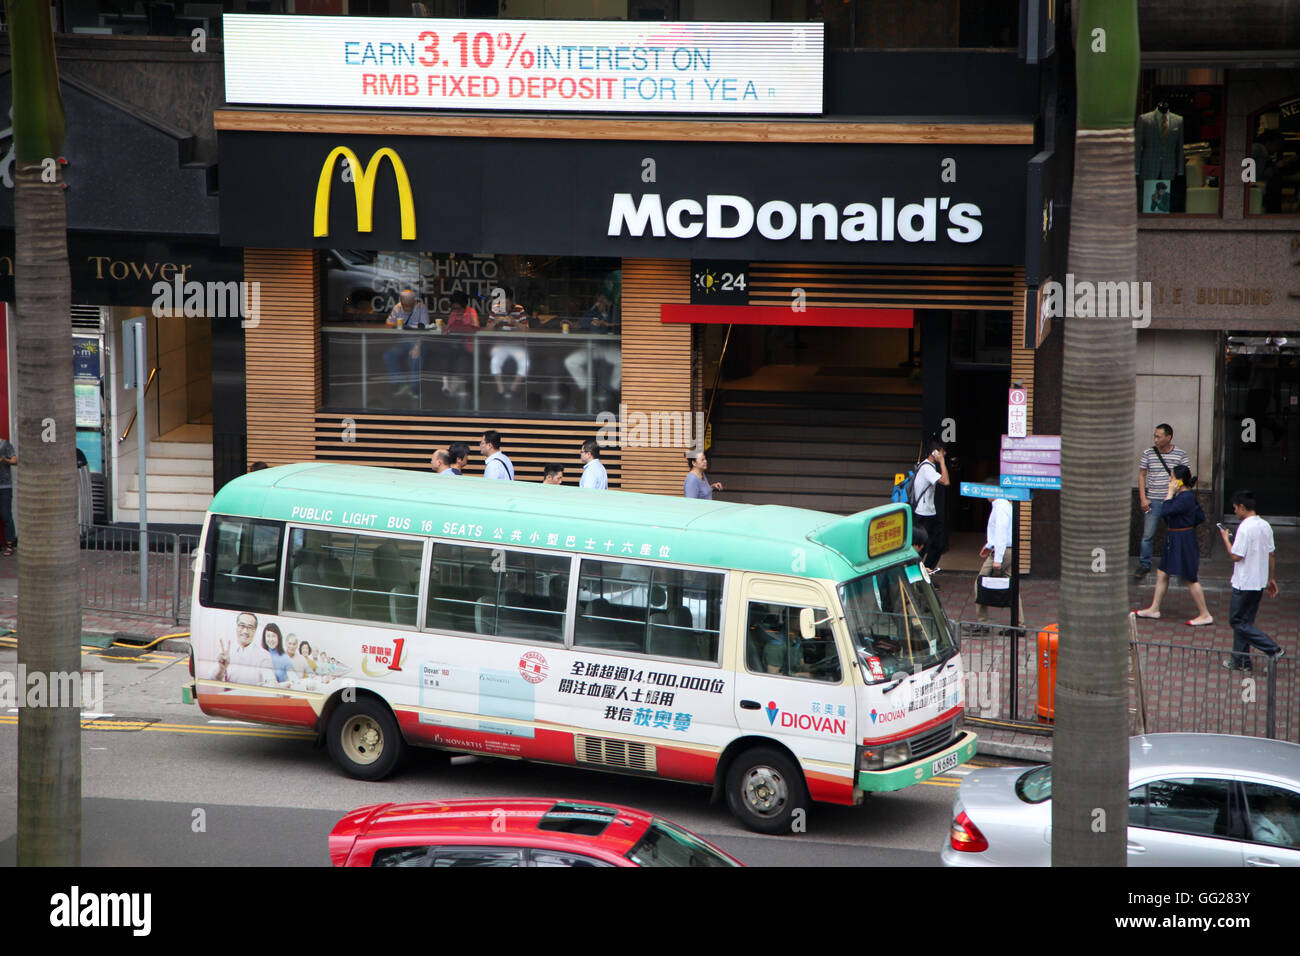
[1135,79,1225,217]
[1245,94,1300,216]
[321,251,621,418]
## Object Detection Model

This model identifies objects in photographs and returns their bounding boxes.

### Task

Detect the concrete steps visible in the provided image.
[116,437,213,526]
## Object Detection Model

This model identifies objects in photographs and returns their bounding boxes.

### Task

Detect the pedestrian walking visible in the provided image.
[1135,465,1213,626]
[480,430,514,480]
[1135,423,1190,578]
[911,440,949,574]
[579,438,608,489]
[970,498,1024,633]
[684,450,723,499]
[542,463,565,485]
[1220,490,1282,671]
[431,448,458,475]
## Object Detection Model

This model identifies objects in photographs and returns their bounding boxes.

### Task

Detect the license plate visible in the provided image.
[931,751,960,776]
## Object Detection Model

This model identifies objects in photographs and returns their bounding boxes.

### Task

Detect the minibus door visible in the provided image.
[734,575,856,766]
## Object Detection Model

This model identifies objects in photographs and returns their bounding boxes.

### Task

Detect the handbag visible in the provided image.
[976,575,1013,608]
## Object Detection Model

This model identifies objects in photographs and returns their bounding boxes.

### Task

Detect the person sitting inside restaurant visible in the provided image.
[488,290,530,402]
[439,291,479,399]
[383,289,430,398]
[564,292,621,404]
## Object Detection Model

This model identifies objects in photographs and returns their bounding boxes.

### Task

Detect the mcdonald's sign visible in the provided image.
[313,147,416,241]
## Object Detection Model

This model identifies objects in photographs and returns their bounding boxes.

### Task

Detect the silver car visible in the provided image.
[942,734,1300,866]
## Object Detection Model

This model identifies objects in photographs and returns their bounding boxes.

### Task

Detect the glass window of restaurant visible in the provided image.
[322,250,622,417]
[1245,94,1300,217]
[1135,70,1225,217]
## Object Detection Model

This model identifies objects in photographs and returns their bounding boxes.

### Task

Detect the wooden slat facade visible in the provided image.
[245,249,321,466]
[1009,268,1034,574]
[313,412,620,484]
[215,110,1035,145]
[747,263,1021,311]
[619,259,694,496]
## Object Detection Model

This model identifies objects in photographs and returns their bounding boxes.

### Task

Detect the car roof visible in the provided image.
[1130,733,1300,782]
[351,798,656,855]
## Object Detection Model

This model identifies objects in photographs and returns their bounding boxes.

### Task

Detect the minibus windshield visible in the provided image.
[838,562,956,684]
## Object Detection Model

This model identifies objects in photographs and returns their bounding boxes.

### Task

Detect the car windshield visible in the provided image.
[625,821,738,867]
[1016,766,1053,803]
[838,562,957,684]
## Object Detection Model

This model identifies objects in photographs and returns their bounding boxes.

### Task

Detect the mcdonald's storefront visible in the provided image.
[216,109,1058,565]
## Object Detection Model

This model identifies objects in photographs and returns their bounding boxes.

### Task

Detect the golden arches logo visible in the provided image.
[313,146,416,241]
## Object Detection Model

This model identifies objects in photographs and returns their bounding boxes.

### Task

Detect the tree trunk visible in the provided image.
[1053,0,1140,867]
[7,0,81,867]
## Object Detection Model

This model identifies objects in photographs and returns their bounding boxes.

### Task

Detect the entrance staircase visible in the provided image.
[704,370,923,516]
[116,424,213,528]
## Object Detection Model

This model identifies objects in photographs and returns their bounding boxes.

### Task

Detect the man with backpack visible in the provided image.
[911,440,950,574]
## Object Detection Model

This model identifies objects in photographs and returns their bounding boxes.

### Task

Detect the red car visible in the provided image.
[329,798,743,867]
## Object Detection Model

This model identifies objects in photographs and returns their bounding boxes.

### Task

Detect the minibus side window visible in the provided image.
[203,515,283,613]
[574,560,723,662]
[425,542,569,644]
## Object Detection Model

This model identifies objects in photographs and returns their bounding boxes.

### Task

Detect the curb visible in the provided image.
[976,737,1053,762]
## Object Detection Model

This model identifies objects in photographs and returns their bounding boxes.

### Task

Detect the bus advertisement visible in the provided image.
[185,464,975,834]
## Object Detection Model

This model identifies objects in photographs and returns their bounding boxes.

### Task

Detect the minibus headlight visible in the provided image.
[859,741,911,772]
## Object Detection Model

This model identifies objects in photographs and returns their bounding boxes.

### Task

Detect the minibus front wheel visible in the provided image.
[327,697,405,781]
[725,746,809,835]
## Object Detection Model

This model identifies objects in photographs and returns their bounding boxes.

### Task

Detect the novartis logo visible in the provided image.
[607,193,983,243]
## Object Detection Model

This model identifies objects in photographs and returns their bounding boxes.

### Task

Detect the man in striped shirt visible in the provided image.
[1135,423,1191,578]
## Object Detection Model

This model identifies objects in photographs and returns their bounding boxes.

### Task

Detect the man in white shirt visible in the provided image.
[480,430,514,480]
[1220,490,1281,671]
[971,497,1024,630]
[911,440,950,574]
[210,611,274,684]
[579,439,608,490]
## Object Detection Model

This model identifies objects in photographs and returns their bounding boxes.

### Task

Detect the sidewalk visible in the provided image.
[939,534,1300,761]
[0,559,192,652]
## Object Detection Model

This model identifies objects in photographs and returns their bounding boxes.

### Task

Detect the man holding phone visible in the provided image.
[1220,490,1282,671]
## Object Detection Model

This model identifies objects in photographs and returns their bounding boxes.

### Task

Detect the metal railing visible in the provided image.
[954,619,1299,743]
[79,524,200,624]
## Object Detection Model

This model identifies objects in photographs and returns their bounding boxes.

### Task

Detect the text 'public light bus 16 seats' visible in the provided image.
[185,463,976,834]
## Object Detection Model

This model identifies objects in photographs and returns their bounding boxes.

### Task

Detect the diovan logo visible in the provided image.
[765,701,779,725]
[870,707,907,724]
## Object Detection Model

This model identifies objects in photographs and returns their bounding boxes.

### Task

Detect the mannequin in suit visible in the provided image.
[1136,100,1185,181]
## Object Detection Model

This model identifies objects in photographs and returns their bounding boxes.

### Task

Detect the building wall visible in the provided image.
[1134,330,1219,484]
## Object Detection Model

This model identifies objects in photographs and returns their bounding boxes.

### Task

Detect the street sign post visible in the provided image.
[124,316,149,604]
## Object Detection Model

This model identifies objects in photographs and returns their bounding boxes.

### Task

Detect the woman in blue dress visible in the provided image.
[1136,465,1212,626]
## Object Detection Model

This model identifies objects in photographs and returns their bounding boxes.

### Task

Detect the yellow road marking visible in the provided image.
[0,714,313,739]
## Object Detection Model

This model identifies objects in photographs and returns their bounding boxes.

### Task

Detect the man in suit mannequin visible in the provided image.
[1136,99,1185,182]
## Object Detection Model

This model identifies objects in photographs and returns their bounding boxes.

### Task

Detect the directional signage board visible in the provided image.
[1001,473,1062,489]
[1007,388,1028,438]
[1000,448,1060,463]
[1000,461,1061,478]
[1002,435,1061,450]
[961,482,1032,501]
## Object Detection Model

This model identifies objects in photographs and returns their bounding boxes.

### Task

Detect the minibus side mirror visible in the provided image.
[799,607,833,640]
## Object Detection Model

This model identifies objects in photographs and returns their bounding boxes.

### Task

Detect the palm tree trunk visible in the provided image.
[1053,0,1140,866]
[7,0,82,866]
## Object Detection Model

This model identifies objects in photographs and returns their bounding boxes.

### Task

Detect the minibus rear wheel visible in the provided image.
[327,697,405,781]
[725,746,808,835]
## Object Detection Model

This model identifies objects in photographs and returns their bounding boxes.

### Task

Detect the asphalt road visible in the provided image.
[0,636,1019,867]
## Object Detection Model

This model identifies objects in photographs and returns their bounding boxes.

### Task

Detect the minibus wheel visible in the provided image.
[326,698,405,781]
[725,746,808,835]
